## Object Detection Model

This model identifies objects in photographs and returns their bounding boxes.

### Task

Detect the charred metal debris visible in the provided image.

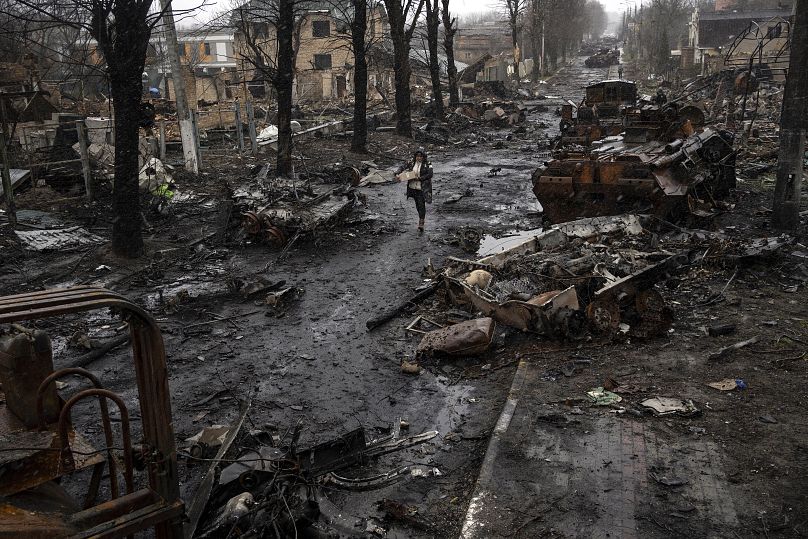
[0,288,439,538]
[369,215,794,363]
[188,411,438,538]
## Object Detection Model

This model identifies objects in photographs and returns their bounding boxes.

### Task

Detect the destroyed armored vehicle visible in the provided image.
[558,80,706,147]
[533,128,736,223]
[236,165,360,248]
[585,48,620,68]
[559,80,638,145]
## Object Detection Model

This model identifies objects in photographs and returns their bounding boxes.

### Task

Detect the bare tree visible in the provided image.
[527,0,550,80]
[351,0,369,152]
[318,0,387,153]
[7,0,170,257]
[502,0,527,81]
[234,0,308,176]
[382,0,425,137]
[440,0,458,109]
[424,0,443,119]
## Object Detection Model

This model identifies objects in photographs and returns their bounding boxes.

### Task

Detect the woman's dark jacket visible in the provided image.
[399,157,433,203]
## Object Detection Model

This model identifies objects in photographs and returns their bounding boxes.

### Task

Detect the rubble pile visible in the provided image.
[234,165,361,248]
[384,214,798,369]
[191,419,438,538]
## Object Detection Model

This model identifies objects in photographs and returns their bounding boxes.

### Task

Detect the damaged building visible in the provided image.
[232,1,390,102]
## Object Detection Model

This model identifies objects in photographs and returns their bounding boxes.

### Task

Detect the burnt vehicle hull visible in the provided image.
[533,129,736,223]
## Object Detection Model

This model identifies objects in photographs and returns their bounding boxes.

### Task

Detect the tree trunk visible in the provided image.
[392,42,412,136]
[510,23,520,81]
[441,0,459,109]
[425,0,444,120]
[94,1,153,259]
[109,75,144,258]
[275,0,295,176]
[384,0,424,137]
[387,3,412,137]
[352,0,368,153]
[772,0,807,230]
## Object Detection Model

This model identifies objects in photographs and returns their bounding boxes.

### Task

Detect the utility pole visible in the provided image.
[772,1,807,230]
[159,0,199,174]
[541,18,545,76]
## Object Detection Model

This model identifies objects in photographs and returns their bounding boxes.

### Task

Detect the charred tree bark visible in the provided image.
[108,77,144,257]
[425,0,443,120]
[440,0,459,109]
[91,1,153,258]
[351,0,368,153]
[383,0,425,137]
[275,0,295,176]
[772,0,807,230]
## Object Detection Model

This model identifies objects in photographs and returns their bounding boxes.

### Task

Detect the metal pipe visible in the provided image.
[37,368,119,498]
[57,388,135,495]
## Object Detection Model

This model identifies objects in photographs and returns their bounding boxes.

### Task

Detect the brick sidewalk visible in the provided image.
[461,360,740,538]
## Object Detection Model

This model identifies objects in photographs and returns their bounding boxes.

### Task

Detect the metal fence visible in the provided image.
[2,120,94,228]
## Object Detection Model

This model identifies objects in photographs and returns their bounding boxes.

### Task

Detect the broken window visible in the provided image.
[314,54,332,69]
[313,20,330,38]
[204,42,211,56]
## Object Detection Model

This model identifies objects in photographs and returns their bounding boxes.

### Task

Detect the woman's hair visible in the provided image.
[410,148,429,167]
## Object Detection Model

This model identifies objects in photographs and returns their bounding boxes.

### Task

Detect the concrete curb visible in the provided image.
[459,359,529,539]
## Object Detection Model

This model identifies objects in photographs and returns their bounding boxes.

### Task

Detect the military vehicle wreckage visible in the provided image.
[533,127,737,223]
[0,288,437,538]
[584,48,620,68]
[538,76,736,223]
[557,80,707,146]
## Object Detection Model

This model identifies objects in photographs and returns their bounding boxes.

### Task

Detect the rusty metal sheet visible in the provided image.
[0,425,104,497]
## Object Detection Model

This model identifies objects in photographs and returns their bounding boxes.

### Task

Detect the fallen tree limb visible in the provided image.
[366,281,441,331]
[708,335,760,360]
[70,334,131,368]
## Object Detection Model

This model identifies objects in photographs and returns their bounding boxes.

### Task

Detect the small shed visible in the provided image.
[583,80,638,107]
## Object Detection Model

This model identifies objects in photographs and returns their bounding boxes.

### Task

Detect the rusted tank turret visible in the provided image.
[533,128,736,223]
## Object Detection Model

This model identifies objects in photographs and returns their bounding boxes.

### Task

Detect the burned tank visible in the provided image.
[585,48,620,68]
[558,80,705,147]
[533,128,736,223]
[558,80,638,145]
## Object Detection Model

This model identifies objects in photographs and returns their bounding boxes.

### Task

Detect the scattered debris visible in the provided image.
[707,378,746,391]
[586,387,623,406]
[708,335,760,360]
[640,397,700,417]
[14,226,105,251]
[708,323,737,337]
[651,472,689,487]
[401,360,422,374]
[417,318,495,357]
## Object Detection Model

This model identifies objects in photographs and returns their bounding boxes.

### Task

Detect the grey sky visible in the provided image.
[169,0,627,27]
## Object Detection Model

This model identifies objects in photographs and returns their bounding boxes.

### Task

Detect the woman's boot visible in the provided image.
[418,218,425,235]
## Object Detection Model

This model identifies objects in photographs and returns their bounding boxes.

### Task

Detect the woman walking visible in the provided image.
[396,148,433,234]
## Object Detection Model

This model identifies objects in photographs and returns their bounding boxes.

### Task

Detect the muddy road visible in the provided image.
[0,56,701,537]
